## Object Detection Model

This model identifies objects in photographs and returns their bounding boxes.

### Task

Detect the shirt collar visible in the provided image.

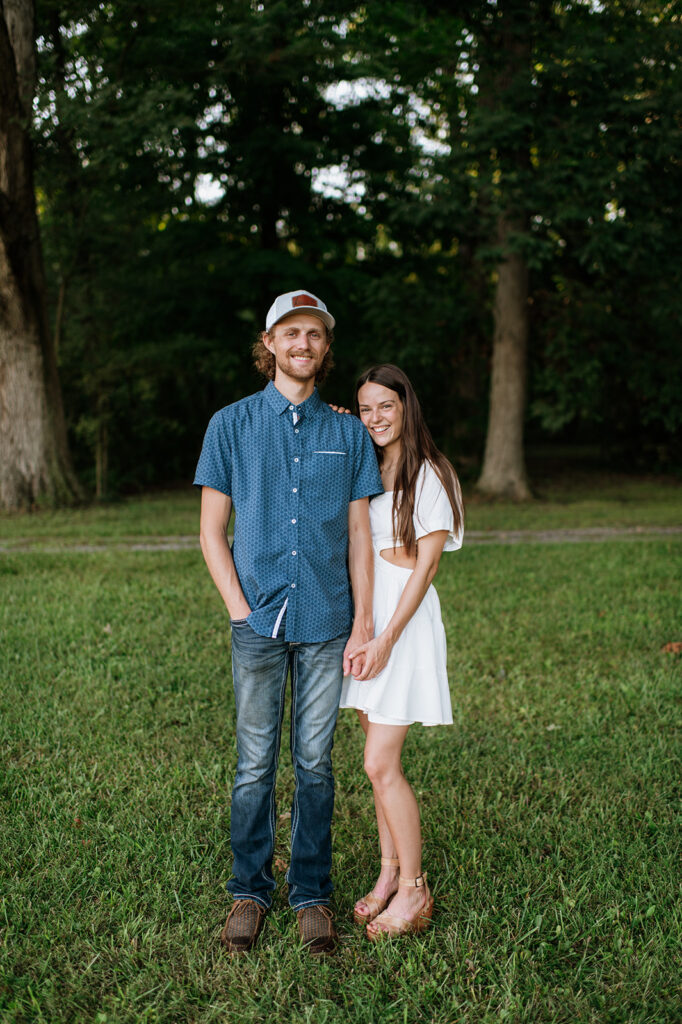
[264,380,322,420]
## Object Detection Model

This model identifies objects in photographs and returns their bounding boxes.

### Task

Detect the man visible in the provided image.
[194,289,382,954]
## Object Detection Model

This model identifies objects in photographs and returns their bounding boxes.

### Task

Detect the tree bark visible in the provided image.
[0,0,80,509]
[476,215,532,500]
[475,0,533,500]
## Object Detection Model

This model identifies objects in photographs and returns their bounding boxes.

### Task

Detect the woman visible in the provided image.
[340,364,463,939]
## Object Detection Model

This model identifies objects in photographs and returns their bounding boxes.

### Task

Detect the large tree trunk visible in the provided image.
[475,0,533,500]
[0,0,80,509]
[476,215,532,500]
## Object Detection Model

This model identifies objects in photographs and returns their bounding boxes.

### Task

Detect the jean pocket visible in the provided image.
[230,618,250,627]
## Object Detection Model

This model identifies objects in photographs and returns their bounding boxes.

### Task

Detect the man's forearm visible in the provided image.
[200,528,251,619]
[347,503,374,635]
[349,551,374,632]
[344,527,372,675]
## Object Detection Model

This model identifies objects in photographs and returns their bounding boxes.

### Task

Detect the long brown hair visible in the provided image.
[355,364,463,554]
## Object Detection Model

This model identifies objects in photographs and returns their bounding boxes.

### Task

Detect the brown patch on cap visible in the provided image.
[292,293,317,307]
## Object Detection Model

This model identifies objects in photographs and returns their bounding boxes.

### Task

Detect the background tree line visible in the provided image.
[1,0,679,508]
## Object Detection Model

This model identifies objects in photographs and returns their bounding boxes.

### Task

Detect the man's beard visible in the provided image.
[276,351,323,381]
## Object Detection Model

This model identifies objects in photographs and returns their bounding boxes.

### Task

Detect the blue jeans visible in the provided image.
[228,621,347,911]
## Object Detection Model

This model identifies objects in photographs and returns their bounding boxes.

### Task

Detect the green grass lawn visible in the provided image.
[0,489,204,545]
[0,471,679,547]
[1,502,680,1022]
[465,472,681,532]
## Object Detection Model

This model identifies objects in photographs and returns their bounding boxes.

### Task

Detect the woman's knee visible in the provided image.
[364,752,400,790]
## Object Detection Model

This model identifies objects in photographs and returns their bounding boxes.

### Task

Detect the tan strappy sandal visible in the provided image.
[353,857,400,924]
[366,872,434,939]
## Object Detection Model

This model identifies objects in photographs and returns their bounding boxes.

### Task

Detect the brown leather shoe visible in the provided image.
[296,904,338,955]
[220,899,267,953]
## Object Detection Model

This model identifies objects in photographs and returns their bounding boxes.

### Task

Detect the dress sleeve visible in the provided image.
[413,461,463,551]
[193,409,232,496]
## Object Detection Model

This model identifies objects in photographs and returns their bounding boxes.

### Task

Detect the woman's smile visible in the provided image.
[357,382,404,450]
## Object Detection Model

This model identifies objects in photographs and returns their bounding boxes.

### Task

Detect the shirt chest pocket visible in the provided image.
[303,450,351,518]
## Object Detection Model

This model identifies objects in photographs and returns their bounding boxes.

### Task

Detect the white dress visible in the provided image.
[340,461,462,726]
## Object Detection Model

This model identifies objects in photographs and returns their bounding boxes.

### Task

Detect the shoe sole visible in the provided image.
[304,940,338,956]
[366,898,434,940]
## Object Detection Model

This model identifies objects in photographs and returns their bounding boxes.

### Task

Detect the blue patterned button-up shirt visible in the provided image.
[194,381,383,643]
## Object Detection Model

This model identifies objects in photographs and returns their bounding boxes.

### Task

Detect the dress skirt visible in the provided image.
[339,554,453,727]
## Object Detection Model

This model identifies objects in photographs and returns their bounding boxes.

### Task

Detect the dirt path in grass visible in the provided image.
[2,524,681,554]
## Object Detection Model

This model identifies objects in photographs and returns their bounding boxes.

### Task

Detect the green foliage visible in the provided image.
[32,1,682,494]
[356,1,682,462]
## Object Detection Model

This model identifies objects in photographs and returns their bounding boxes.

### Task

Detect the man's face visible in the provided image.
[263,314,330,383]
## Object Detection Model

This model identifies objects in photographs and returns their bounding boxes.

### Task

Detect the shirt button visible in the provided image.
[294,457,299,463]
[292,488,297,493]
[291,518,296,524]
[291,583,296,588]
[294,428,299,434]
[288,405,294,411]
[292,550,297,556]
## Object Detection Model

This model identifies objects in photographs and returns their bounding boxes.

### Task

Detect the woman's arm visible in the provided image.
[349,529,448,680]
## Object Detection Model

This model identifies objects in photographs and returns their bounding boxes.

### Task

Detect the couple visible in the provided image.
[194,289,463,955]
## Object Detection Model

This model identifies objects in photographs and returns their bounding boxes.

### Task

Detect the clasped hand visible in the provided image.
[346,633,393,681]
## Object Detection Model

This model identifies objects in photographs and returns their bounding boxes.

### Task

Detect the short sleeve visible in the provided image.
[193,410,232,496]
[350,420,384,502]
[414,461,463,551]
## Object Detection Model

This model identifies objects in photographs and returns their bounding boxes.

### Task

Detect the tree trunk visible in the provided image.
[474,2,533,500]
[476,215,532,500]
[0,0,80,509]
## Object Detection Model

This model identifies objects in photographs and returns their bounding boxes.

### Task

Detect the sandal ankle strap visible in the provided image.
[399,872,427,887]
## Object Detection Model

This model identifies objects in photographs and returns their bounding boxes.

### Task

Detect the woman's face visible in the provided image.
[357,382,404,451]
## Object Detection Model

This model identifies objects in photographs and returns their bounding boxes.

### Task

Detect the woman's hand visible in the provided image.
[348,632,394,680]
[328,404,352,414]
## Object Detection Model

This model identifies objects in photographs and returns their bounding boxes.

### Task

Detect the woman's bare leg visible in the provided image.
[356,711,395,859]
[354,711,400,917]
[362,721,428,932]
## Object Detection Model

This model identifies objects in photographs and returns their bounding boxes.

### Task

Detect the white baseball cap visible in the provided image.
[265,289,335,331]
